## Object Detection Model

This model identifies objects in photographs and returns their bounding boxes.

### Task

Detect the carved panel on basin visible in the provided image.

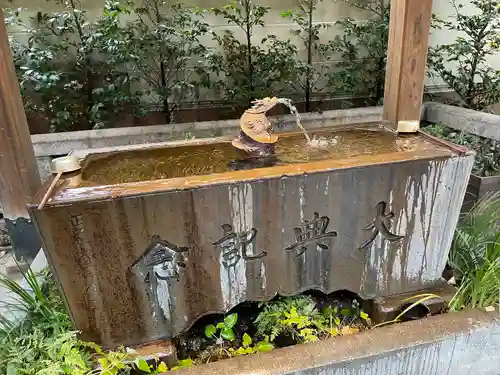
[29,128,474,347]
[132,235,188,325]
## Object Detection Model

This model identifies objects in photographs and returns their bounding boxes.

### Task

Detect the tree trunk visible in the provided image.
[69,0,93,128]
[245,0,254,105]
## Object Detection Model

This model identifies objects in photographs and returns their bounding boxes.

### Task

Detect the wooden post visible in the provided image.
[383,0,434,132]
[0,9,41,262]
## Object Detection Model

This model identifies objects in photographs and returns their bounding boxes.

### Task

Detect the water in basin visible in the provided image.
[80,125,437,186]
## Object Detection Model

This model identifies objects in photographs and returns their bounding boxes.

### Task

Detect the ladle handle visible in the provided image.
[38,172,63,210]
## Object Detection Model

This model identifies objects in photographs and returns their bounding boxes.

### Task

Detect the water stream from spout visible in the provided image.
[277,98,337,148]
[276,98,311,142]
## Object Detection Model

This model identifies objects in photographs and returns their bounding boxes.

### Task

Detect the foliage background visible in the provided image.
[2,0,500,133]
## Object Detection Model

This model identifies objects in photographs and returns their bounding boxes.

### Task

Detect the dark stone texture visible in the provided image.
[5,217,41,263]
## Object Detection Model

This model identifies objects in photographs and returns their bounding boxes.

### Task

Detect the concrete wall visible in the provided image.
[3,0,499,93]
[27,102,500,183]
[31,105,383,182]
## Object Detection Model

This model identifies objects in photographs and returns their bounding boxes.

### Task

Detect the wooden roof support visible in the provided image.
[0,8,41,263]
[383,0,434,132]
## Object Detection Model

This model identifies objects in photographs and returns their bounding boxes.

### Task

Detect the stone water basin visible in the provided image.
[29,123,474,347]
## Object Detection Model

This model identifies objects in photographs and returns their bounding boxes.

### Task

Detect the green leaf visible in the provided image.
[221,327,236,341]
[256,341,274,352]
[205,324,217,338]
[98,357,110,369]
[224,313,238,328]
[156,362,167,372]
[244,347,255,354]
[242,333,252,348]
[322,306,333,317]
[360,311,370,321]
[135,358,151,373]
[178,358,193,368]
[230,347,245,356]
[216,322,225,329]
[103,367,118,375]
[340,308,353,317]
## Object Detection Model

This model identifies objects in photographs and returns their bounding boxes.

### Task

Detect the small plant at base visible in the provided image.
[133,358,168,374]
[0,269,162,375]
[205,313,238,345]
[228,333,274,356]
[170,358,194,371]
[280,306,320,343]
[202,313,273,362]
[256,296,370,344]
[317,305,370,337]
[0,330,93,375]
[0,268,70,335]
[94,348,130,375]
[318,306,342,337]
[254,296,322,343]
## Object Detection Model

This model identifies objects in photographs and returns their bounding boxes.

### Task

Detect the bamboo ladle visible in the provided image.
[38,155,82,210]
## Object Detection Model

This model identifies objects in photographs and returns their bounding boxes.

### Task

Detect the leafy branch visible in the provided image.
[428,0,500,110]
[281,0,334,111]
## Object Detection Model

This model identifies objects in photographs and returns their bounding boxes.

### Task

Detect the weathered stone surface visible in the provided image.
[424,102,500,141]
[36,156,53,184]
[30,107,384,157]
[29,126,473,347]
[0,228,10,247]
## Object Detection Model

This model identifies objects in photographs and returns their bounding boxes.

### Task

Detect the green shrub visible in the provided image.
[328,0,390,105]
[8,0,144,131]
[428,0,500,110]
[202,0,299,108]
[281,0,335,111]
[125,0,210,123]
[0,270,171,375]
[0,269,88,374]
[254,296,370,344]
[254,296,320,342]
[448,193,500,310]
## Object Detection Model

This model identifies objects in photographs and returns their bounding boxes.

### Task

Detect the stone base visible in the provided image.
[372,280,456,323]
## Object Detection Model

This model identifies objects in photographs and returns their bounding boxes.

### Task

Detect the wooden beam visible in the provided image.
[383,0,434,131]
[0,8,41,262]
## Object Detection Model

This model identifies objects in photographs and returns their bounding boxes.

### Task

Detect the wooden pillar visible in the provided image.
[383,0,434,132]
[0,9,41,262]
